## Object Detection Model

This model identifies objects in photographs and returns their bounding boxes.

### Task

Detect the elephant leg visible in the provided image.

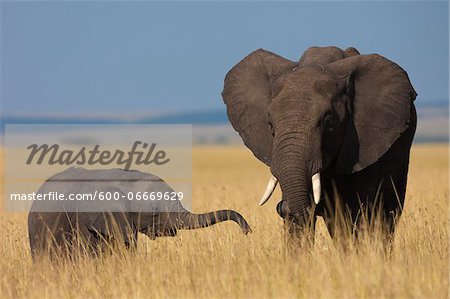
[378,117,414,242]
[124,230,139,251]
[344,171,407,247]
[86,228,111,254]
[320,188,356,242]
[381,167,409,240]
[322,207,356,242]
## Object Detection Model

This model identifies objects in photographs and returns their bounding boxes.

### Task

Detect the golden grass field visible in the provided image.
[0,145,448,298]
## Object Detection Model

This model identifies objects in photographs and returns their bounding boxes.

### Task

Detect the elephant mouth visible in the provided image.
[258,173,322,206]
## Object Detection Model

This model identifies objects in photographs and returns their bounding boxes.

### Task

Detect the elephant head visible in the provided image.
[222,46,416,228]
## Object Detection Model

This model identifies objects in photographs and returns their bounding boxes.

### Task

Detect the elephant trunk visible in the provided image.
[178,210,252,234]
[278,159,312,225]
[272,129,318,231]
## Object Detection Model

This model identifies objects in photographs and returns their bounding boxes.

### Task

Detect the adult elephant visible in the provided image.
[28,167,251,257]
[222,46,417,240]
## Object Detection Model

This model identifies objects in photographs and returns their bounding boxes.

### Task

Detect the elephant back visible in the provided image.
[30,167,186,213]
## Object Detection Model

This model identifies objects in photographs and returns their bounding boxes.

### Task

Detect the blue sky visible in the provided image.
[1,1,448,116]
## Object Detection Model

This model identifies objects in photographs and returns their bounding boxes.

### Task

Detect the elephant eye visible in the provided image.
[323,113,336,132]
[268,122,274,135]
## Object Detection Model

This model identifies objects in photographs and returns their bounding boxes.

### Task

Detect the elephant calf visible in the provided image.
[28,167,251,257]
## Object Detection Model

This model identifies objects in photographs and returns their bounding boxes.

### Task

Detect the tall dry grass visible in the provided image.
[0,145,448,298]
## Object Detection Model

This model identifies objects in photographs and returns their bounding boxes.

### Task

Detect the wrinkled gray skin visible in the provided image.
[28,167,251,257]
[222,46,416,239]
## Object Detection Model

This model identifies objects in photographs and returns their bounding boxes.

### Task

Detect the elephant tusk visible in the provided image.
[259,176,278,206]
[312,173,321,204]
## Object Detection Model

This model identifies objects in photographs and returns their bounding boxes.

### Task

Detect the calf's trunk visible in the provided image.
[178,210,252,234]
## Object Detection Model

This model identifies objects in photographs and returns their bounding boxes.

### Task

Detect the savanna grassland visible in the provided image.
[0,145,448,298]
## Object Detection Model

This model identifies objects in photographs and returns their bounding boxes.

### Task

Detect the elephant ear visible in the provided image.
[329,54,417,174]
[222,49,295,165]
